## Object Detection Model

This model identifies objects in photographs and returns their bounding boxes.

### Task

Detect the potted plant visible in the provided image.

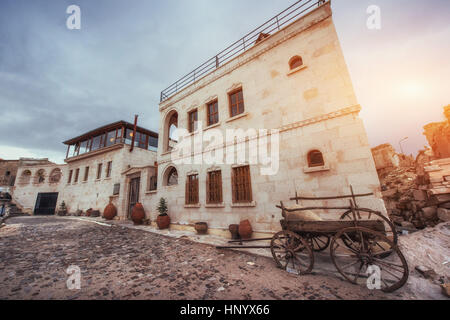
[156,198,170,229]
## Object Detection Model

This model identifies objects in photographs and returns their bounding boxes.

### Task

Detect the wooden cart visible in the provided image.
[218,188,409,293]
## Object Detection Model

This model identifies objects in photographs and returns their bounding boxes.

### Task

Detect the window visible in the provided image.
[231,165,252,203]
[20,170,32,184]
[84,166,89,182]
[165,167,178,186]
[97,163,103,179]
[148,167,157,191]
[68,170,73,184]
[307,150,325,167]
[106,130,116,147]
[188,109,198,133]
[74,168,80,183]
[113,183,120,195]
[36,169,45,184]
[207,170,223,204]
[185,174,199,205]
[289,56,303,70]
[5,171,10,176]
[229,88,245,117]
[207,100,219,126]
[148,136,158,152]
[49,168,62,183]
[106,161,112,178]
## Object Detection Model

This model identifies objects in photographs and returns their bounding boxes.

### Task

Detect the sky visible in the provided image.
[0,0,449,164]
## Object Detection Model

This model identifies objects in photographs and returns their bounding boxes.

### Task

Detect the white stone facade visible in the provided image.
[149,2,386,235]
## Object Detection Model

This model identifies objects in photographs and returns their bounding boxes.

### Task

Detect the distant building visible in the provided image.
[12,121,158,216]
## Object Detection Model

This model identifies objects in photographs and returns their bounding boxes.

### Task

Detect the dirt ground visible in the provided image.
[0,216,443,300]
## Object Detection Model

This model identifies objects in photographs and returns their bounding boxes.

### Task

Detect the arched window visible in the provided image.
[49,168,62,183]
[20,170,32,184]
[289,56,303,70]
[307,150,324,168]
[164,166,178,186]
[164,111,178,152]
[36,169,46,184]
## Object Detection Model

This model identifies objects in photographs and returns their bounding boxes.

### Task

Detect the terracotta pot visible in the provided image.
[86,208,93,217]
[103,203,117,220]
[229,224,240,240]
[195,222,208,235]
[238,220,253,239]
[156,214,170,229]
[131,203,145,225]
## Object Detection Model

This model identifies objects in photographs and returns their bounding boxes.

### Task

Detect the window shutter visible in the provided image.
[206,172,210,204]
[185,177,189,205]
[231,169,236,203]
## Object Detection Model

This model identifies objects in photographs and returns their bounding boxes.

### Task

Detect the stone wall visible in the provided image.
[0,160,19,187]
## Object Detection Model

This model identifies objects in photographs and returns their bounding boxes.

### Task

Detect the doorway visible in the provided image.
[34,193,59,215]
[127,177,140,219]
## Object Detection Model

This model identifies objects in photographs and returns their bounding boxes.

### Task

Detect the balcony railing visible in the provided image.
[160,0,328,102]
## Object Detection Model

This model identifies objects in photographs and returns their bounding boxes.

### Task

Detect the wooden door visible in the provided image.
[127,177,140,219]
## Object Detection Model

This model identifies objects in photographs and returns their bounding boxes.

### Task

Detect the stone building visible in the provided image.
[146,1,386,237]
[371,144,400,171]
[12,121,158,216]
[423,105,450,159]
[0,160,19,188]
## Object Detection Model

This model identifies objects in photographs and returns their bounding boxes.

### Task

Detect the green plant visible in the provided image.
[157,197,168,216]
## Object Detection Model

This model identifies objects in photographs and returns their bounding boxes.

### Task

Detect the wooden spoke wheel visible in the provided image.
[271,231,314,275]
[306,234,330,252]
[330,227,409,293]
[340,209,398,247]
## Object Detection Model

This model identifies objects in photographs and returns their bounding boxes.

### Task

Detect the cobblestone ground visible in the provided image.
[0,216,403,300]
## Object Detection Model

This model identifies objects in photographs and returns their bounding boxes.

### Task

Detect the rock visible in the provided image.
[415,265,438,280]
[437,208,450,222]
[441,283,450,298]
[400,221,416,229]
[217,286,225,292]
[413,190,427,201]
[422,206,437,220]
[390,215,404,226]
[382,189,398,198]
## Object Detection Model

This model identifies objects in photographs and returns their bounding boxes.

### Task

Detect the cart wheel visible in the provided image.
[307,234,330,252]
[330,227,409,293]
[271,231,314,275]
[340,209,398,246]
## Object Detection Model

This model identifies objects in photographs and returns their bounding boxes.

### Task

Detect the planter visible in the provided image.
[194,222,208,235]
[238,220,253,239]
[131,203,145,225]
[156,214,170,229]
[103,203,117,220]
[229,224,240,240]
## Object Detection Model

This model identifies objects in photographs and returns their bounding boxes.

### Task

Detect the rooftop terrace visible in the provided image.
[159,0,328,103]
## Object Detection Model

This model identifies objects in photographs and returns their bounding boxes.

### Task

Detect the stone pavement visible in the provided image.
[0,216,414,300]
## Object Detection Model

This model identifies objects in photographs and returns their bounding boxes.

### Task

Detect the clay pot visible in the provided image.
[238,220,253,239]
[103,203,117,220]
[86,208,93,217]
[131,203,146,225]
[156,214,170,229]
[229,224,240,240]
[194,222,208,235]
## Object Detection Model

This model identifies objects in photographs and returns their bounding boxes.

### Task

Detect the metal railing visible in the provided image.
[160,0,328,102]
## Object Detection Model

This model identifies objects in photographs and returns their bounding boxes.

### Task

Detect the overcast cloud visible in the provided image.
[0,0,449,163]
